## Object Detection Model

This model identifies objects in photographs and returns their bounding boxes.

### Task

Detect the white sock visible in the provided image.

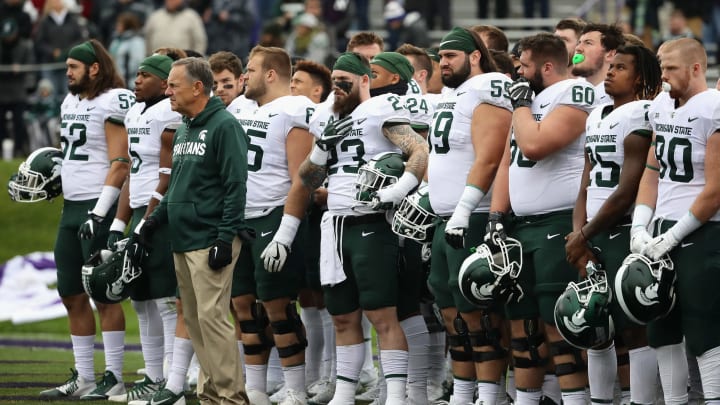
[133,300,164,382]
[381,349,408,403]
[334,343,365,402]
[375,343,387,403]
[588,343,617,404]
[154,296,178,378]
[102,331,124,380]
[301,307,323,385]
[698,346,720,402]
[245,363,268,393]
[542,373,561,404]
[283,364,306,393]
[506,368,516,402]
[452,377,476,404]
[237,340,245,376]
[427,330,446,385]
[477,381,500,403]
[515,388,542,405]
[267,348,282,387]
[401,315,429,404]
[629,346,657,404]
[166,337,193,394]
[361,314,376,378]
[320,308,335,380]
[71,335,95,382]
[561,389,588,405]
[656,343,688,405]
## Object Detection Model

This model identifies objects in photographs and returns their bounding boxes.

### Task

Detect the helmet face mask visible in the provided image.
[554,270,615,349]
[458,237,524,308]
[614,253,676,325]
[81,239,141,304]
[8,147,63,202]
[354,152,405,206]
[392,185,437,242]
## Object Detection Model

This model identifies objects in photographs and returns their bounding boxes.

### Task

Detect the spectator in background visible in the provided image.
[144,0,207,56]
[259,22,285,48]
[476,0,508,19]
[34,0,90,105]
[672,0,704,38]
[385,1,429,50]
[0,0,34,157]
[26,78,61,149]
[96,0,154,45]
[109,11,145,89]
[405,0,450,31]
[321,0,354,54]
[523,0,549,19]
[204,0,255,61]
[625,0,662,49]
[660,8,696,46]
[285,13,329,64]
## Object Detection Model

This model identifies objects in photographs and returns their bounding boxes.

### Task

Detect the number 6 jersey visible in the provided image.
[60,88,134,201]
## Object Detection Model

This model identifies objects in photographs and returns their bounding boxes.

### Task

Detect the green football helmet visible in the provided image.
[354,152,405,206]
[8,147,63,202]
[391,185,438,242]
[554,269,615,349]
[458,237,523,308]
[614,253,676,325]
[81,239,141,304]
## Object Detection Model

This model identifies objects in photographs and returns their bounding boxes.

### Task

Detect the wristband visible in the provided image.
[109,218,127,233]
[158,167,172,175]
[631,204,654,230]
[134,218,145,235]
[669,211,702,241]
[274,214,301,246]
[309,144,329,166]
[454,185,486,217]
[393,171,420,196]
[91,185,121,217]
[151,191,164,201]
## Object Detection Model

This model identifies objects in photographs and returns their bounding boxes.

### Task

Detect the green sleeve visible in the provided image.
[214,118,248,243]
[149,195,169,225]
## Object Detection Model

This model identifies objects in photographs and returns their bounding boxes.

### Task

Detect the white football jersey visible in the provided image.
[309,95,410,216]
[585,101,652,220]
[124,98,182,209]
[60,88,134,201]
[227,94,258,118]
[406,79,423,95]
[428,72,513,216]
[399,93,435,131]
[236,95,315,211]
[649,89,720,221]
[594,81,611,105]
[508,78,595,216]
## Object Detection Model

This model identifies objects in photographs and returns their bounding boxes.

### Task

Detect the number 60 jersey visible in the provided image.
[60,88,135,201]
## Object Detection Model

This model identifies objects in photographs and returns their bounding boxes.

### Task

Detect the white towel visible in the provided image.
[319,211,346,286]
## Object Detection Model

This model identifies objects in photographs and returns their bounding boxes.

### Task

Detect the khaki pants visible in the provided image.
[174,237,248,404]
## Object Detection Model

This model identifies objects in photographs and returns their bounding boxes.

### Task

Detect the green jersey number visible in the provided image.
[510,139,536,168]
[571,85,595,105]
[129,136,143,174]
[490,79,511,98]
[305,107,315,124]
[118,93,136,110]
[327,138,366,175]
[246,128,266,172]
[585,144,620,187]
[60,122,89,161]
[408,80,421,94]
[655,134,694,182]
[430,111,453,154]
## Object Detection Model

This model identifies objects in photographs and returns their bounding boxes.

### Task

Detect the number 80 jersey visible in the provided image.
[60,88,135,201]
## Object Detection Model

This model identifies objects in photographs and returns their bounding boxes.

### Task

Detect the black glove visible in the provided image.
[107,231,125,250]
[484,211,507,249]
[316,115,354,151]
[208,239,233,270]
[508,78,534,110]
[78,212,104,240]
[126,234,148,268]
[137,217,159,248]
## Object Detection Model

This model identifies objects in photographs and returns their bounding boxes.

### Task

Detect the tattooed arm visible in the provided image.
[382,123,429,180]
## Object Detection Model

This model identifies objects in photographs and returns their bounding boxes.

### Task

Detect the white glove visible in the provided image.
[629,226,652,254]
[260,214,300,272]
[641,231,680,260]
[371,172,418,210]
[444,186,485,249]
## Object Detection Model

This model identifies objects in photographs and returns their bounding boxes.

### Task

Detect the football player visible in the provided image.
[427,27,513,404]
[631,37,720,405]
[572,24,625,103]
[488,33,595,404]
[232,46,315,405]
[554,18,587,68]
[564,44,662,405]
[40,39,132,400]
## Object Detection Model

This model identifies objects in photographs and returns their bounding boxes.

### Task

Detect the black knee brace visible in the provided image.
[447,312,473,362]
[510,319,547,369]
[270,301,307,358]
[239,301,274,355]
[549,340,586,376]
[420,301,445,333]
[468,314,508,363]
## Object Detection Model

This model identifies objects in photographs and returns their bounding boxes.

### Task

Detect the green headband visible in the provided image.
[333,52,372,77]
[138,54,173,80]
[439,27,478,53]
[68,41,97,65]
[370,52,415,82]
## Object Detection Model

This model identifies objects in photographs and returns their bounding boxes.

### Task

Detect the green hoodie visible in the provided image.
[151,96,249,252]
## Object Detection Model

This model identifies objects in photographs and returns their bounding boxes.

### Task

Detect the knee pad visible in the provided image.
[420,301,444,333]
[447,312,473,362]
[549,340,586,376]
[239,301,274,355]
[270,301,307,358]
[468,314,508,363]
[510,319,547,369]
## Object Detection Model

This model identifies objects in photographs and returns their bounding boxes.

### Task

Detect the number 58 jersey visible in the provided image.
[60,88,134,201]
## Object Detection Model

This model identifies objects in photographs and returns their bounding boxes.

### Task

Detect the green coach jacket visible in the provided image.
[151,96,249,252]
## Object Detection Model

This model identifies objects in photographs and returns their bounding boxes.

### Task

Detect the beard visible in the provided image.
[441,56,471,89]
[243,80,265,101]
[333,85,360,117]
[527,69,545,94]
[68,70,90,95]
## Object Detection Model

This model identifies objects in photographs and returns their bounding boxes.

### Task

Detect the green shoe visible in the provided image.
[80,370,126,400]
[39,368,96,397]
[108,375,164,402]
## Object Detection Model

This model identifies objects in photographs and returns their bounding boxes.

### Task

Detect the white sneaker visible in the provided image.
[269,383,288,402]
[247,388,272,405]
[185,364,199,388]
[355,383,380,402]
[279,389,307,405]
[39,368,95,398]
[308,381,334,404]
[108,375,163,402]
[358,367,379,388]
[136,367,147,376]
[427,382,445,401]
[80,370,126,400]
[307,378,331,396]
[268,379,285,395]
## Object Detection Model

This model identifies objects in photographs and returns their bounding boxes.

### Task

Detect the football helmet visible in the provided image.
[554,269,615,349]
[354,152,405,206]
[458,237,523,308]
[8,147,63,202]
[391,185,438,242]
[81,239,141,304]
[614,253,676,325]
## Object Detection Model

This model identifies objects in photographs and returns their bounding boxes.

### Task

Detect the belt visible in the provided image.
[336,213,386,226]
[513,209,573,222]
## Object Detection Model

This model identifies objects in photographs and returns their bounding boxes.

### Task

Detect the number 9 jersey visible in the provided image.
[60,88,135,201]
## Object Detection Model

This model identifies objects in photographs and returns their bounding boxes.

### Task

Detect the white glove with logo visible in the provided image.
[629,204,654,254]
[260,214,301,272]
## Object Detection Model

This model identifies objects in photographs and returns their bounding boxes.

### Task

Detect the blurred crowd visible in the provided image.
[0,0,717,158]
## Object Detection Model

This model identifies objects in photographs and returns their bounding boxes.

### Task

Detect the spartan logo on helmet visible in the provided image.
[391,184,438,242]
[8,147,63,202]
[614,253,676,325]
[81,239,142,304]
[458,237,523,308]
[354,152,406,208]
